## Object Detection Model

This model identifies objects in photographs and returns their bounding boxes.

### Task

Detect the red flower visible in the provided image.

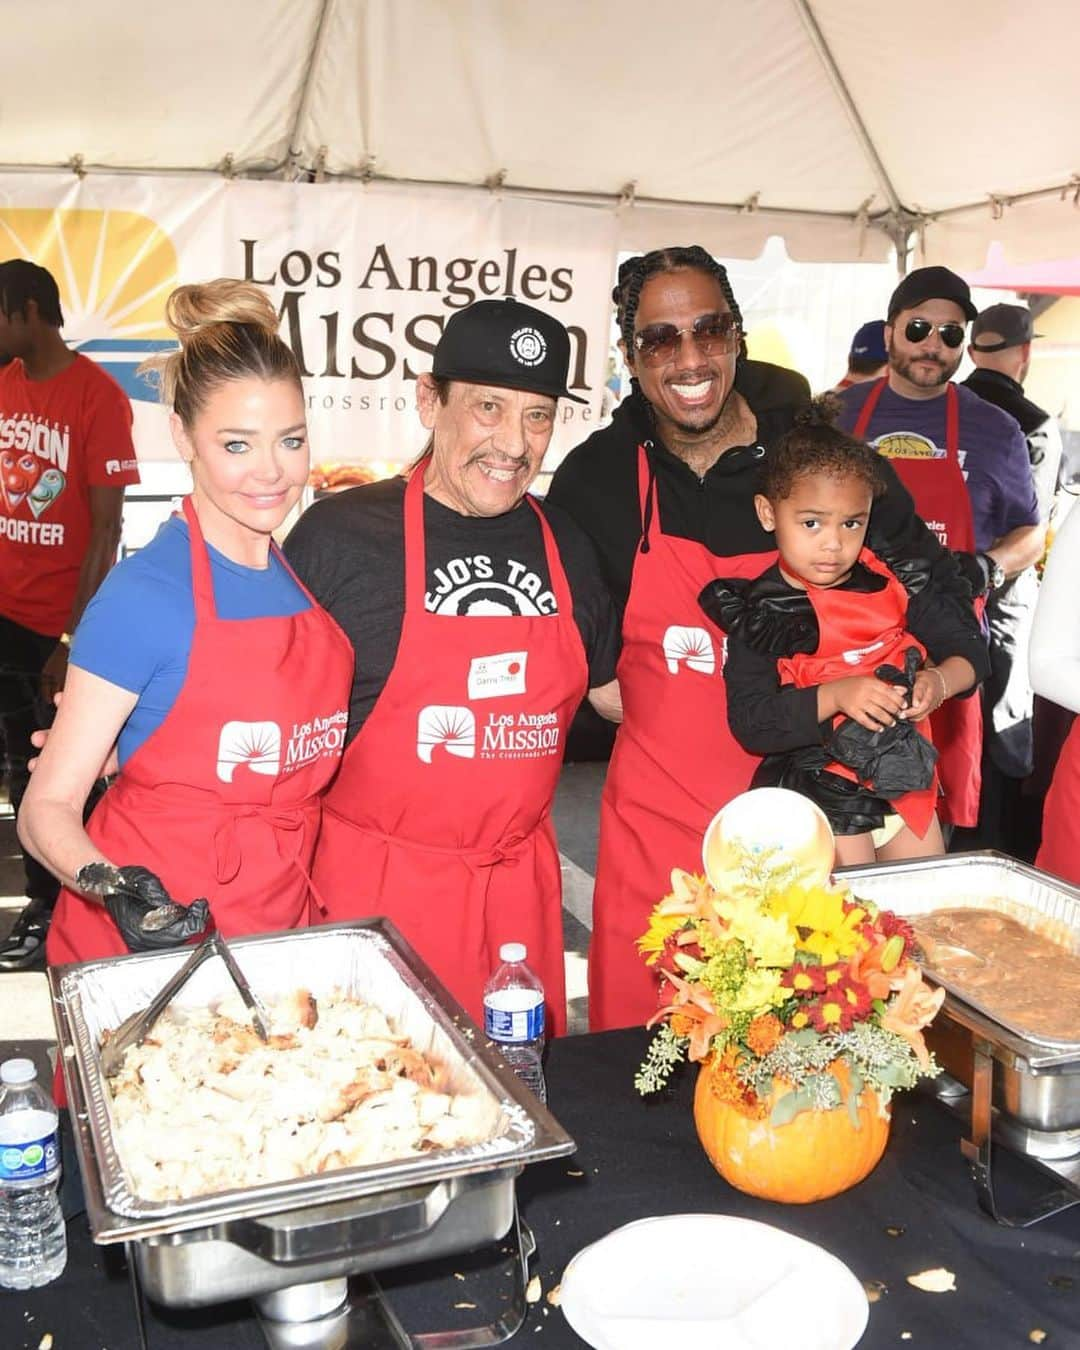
[780,963,827,996]
[807,976,874,1033]
[877,910,915,952]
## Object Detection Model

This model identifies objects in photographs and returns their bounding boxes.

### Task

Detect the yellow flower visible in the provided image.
[636,909,687,965]
[716,893,796,969]
[768,882,868,966]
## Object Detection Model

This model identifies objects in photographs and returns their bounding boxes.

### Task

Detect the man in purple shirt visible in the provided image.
[836,266,1043,849]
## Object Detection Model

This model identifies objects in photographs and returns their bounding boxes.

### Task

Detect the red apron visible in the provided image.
[311,464,587,1036]
[777,548,937,838]
[1036,719,1080,886]
[853,379,982,826]
[47,497,354,1100]
[589,445,773,1031]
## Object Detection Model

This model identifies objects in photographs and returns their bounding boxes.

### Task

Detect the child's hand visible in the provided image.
[825,675,908,731]
[903,668,948,721]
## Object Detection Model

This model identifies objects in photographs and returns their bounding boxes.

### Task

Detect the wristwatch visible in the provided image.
[976,552,1005,594]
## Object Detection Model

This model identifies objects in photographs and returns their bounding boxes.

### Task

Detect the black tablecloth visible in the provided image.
[5,1029,1080,1349]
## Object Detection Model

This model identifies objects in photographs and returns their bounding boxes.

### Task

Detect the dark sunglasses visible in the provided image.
[632,312,740,366]
[903,318,966,349]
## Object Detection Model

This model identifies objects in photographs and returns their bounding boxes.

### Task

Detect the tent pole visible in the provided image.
[285,0,336,180]
[889,220,913,277]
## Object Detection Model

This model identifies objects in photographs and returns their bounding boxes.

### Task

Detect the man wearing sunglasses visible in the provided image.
[547,246,986,1031]
[836,266,1042,837]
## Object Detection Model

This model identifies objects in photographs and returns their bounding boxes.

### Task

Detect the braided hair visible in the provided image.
[612,245,746,363]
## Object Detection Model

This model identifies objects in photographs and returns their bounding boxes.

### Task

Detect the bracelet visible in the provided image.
[929,666,949,705]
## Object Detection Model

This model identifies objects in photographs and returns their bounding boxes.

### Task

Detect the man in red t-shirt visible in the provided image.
[0,259,139,969]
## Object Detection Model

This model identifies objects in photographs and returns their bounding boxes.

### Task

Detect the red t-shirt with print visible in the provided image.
[0,353,139,636]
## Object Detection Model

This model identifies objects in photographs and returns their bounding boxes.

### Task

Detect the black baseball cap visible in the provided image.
[886,266,977,323]
[971,303,1042,352]
[432,298,587,404]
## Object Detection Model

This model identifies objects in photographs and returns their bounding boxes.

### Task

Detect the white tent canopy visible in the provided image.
[5,0,1079,268]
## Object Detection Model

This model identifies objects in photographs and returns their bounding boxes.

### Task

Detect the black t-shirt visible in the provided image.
[284,478,620,743]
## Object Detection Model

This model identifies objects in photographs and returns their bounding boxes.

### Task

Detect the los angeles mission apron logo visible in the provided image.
[416,702,561,763]
[662,625,717,675]
[215,712,347,782]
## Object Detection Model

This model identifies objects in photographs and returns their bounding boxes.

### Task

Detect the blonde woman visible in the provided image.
[19,281,353,1022]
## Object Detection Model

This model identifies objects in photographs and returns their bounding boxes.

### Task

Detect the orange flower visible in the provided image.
[648,969,727,1062]
[881,966,945,1068]
[705,1050,768,1119]
[745,1013,783,1056]
[847,942,896,1001]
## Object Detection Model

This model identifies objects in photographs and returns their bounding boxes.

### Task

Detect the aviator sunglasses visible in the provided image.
[632,311,740,366]
[903,318,966,349]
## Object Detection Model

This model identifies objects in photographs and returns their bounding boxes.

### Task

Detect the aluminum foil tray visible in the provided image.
[838,851,1080,1061]
[49,919,574,1243]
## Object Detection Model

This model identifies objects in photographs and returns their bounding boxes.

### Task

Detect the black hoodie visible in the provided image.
[546,369,988,682]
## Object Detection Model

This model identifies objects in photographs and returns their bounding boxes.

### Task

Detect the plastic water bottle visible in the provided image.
[0,1058,66,1289]
[483,943,547,1103]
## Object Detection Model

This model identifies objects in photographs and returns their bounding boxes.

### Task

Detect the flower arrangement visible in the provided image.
[635,849,945,1127]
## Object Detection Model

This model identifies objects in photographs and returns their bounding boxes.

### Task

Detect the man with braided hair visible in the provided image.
[547,244,987,1030]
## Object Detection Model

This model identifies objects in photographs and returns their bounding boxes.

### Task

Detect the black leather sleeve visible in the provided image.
[699,574,819,657]
[723,633,825,755]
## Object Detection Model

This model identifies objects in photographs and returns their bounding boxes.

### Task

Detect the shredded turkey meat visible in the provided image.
[104,989,501,1201]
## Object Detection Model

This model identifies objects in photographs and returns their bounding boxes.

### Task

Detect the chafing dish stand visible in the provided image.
[121,1199,537,1349]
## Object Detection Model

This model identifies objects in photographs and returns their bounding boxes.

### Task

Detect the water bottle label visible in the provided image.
[0,1130,59,1181]
[484,1000,545,1043]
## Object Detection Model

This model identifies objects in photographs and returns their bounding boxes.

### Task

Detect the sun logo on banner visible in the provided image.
[0,207,179,402]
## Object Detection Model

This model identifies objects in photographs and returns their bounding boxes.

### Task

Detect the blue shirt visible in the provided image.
[71,515,310,765]
[836,380,1039,552]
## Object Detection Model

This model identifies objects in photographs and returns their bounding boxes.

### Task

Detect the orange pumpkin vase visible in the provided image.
[693,1056,891,1203]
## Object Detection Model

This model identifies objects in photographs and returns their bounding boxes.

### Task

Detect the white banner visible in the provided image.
[0,175,618,467]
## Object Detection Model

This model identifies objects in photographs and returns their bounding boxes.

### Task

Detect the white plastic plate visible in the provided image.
[559,1213,868,1350]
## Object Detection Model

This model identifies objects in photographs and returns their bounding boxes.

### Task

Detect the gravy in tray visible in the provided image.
[912,907,1080,1042]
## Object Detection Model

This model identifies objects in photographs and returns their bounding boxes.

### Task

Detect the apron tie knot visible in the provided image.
[213,803,315,884]
[470,832,529,868]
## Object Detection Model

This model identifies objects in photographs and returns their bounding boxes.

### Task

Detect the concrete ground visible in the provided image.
[0,761,607,1061]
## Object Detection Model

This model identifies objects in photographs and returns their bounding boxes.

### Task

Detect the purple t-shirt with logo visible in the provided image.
[836,380,1039,552]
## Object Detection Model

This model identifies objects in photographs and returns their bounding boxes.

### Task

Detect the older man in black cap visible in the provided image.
[836,267,1042,839]
[961,303,1063,853]
[964,304,1062,520]
[284,298,620,1036]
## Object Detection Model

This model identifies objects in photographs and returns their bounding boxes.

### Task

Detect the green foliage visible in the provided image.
[634,1024,687,1095]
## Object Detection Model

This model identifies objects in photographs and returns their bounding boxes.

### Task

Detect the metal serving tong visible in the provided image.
[99,931,271,1078]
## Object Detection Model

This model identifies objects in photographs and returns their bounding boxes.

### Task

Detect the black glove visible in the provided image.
[825,647,939,798]
[951,549,989,600]
[77,862,210,952]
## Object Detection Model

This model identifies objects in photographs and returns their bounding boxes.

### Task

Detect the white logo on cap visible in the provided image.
[509,326,546,367]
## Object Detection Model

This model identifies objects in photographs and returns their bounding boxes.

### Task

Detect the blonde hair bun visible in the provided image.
[166,279,280,345]
[141,278,299,423]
